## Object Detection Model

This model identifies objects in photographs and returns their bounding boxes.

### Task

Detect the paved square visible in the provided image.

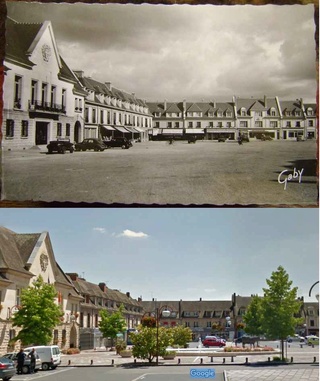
[2,140,318,205]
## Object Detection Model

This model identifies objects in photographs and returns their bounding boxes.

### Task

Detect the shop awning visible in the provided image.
[161,128,183,135]
[125,127,139,133]
[185,128,204,134]
[101,125,115,131]
[135,127,145,132]
[114,126,130,133]
[206,128,235,133]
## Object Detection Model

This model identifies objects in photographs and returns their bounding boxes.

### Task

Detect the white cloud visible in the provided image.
[118,229,149,239]
[93,227,106,234]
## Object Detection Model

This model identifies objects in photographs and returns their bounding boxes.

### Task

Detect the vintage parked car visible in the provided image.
[218,137,226,142]
[3,352,41,374]
[0,357,16,380]
[187,136,197,144]
[260,134,273,141]
[103,137,131,149]
[202,336,226,348]
[75,138,106,152]
[47,139,74,154]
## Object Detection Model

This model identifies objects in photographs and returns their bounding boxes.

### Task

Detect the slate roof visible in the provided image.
[280,100,303,113]
[5,17,42,67]
[76,75,147,108]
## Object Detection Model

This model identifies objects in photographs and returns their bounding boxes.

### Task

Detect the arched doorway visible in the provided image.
[69,324,78,348]
[74,121,81,143]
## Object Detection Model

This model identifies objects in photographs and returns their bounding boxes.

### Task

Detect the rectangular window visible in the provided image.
[255,121,263,127]
[155,122,160,128]
[296,121,301,127]
[92,109,96,124]
[310,320,315,327]
[16,288,21,306]
[270,121,278,128]
[31,80,38,106]
[21,120,28,137]
[240,121,248,128]
[100,110,104,124]
[206,321,212,327]
[51,85,56,107]
[188,122,193,128]
[209,122,213,127]
[167,122,172,128]
[14,75,22,108]
[193,321,199,327]
[197,122,201,127]
[286,121,291,127]
[61,89,66,110]
[185,322,190,327]
[6,119,14,137]
[85,108,89,123]
[66,123,70,137]
[226,122,231,128]
[41,83,48,106]
[217,122,222,127]
[308,120,314,127]
[57,123,62,137]
[175,122,179,128]
[107,112,111,124]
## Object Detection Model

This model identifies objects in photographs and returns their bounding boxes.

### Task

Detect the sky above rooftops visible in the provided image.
[0,208,318,303]
[6,2,317,103]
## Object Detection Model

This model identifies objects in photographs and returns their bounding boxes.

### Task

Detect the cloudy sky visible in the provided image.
[6,2,317,102]
[0,208,318,302]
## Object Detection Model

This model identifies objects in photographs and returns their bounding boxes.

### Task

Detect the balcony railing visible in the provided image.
[29,100,66,114]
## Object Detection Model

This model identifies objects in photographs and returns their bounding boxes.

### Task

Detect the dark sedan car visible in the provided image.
[75,138,106,152]
[47,139,74,154]
[103,137,131,149]
[3,352,41,374]
[0,357,16,380]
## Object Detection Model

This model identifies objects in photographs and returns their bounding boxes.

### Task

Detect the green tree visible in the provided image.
[99,305,127,348]
[170,325,192,347]
[12,276,63,346]
[130,326,173,363]
[261,266,303,361]
[243,295,264,338]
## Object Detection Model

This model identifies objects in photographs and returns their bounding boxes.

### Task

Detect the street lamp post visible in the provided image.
[142,304,171,365]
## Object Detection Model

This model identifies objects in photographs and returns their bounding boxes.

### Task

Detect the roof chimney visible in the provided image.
[99,282,107,292]
[105,82,112,90]
[199,297,202,301]
[126,292,131,298]
[66,273,79,281]
[164,99,167,111]
[264,95,267,108]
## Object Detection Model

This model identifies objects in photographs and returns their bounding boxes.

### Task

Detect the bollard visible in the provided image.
[178,358,181,364]
[245,358,248,364]
[300,344,303,348]
[312,344,314,348]
[68,360,71,365]
[90,360,93,365]
[223,358,225,364]
[134,359,137,364]
[268,357,270,362]
[200,358,203,364]
[231,356,234,363]
[291,357,293,363]
[314,357,316,363]
[210,356,213,363]
[111,359,114,365]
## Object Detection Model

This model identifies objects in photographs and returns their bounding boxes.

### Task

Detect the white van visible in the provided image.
[24,345,61,371]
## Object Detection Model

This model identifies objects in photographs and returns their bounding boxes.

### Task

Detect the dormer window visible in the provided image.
[226,110,232,117]
[307,108,313,116]
[217,111,223,117]
[240,108,246,116]
[270,108,276,116]
[295,111,301,117]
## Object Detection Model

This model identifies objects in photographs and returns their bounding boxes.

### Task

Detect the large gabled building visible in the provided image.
[3,17,87,150]
[0,227,83,353]
[74,71,152,142]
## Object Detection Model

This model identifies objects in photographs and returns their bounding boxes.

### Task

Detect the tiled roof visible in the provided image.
[279,100,302,112]
[0,227,32,275]
[5,17,42,67]
[166,103,182,113]
[187,103,203,112]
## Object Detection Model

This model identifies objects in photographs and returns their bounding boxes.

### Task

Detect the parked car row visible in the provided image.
[47,137,133,154]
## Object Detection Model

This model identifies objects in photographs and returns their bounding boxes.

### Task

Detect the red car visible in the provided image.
[202,336,226,348]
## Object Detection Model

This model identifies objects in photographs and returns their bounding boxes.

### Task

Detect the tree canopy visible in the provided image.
[12,276,63,346]
[99,305,127,346]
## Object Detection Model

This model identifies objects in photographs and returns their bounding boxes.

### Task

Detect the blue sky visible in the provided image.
[0,208,318,302]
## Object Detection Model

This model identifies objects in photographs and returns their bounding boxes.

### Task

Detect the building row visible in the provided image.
[2,17,317,151]
[0,225,318,353]
[147,98,317,141]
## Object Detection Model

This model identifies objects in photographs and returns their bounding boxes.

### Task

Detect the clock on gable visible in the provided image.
[40,253,49,272]
[41,44,51,62]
